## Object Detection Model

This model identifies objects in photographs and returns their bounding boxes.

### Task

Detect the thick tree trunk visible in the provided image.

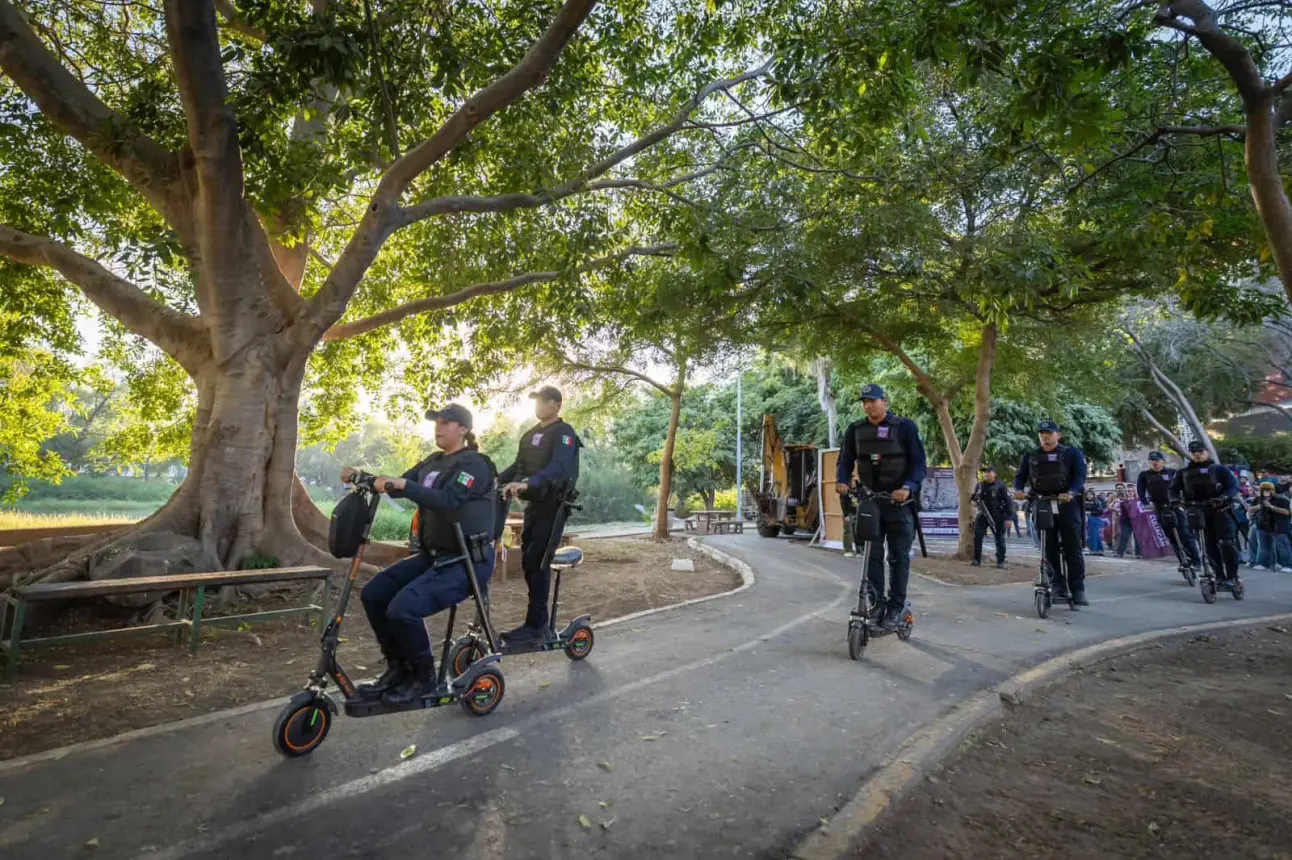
[653,388,684,540]
[813,357,838,447]
[953,324,997,558]
[1245,95,1292,304]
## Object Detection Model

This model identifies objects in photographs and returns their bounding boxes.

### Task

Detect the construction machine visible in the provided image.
[751,415,820,538]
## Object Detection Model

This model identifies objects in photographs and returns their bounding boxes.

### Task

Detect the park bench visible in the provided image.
[710,519,745,535]
[0,566,331,679]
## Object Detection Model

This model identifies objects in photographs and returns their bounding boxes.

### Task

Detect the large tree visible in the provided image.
[0,0,772,583]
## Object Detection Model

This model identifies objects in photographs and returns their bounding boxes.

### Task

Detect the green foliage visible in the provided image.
[1220,436,1292,475]
[239,552,281,571]
[566,447,652,524]
[0,350,75,500]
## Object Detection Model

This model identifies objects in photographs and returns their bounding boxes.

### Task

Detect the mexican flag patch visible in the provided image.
[562,435,573,446]
[457,472,475,488]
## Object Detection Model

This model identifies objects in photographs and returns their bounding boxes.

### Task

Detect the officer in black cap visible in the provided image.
[343,403,498,705]
[1170,439,1241,584]
[498,385,582,643]
[1137,450,1201,569]
[835,383,928,630]
[1014,420,1089,604]
[971,465,1010,568]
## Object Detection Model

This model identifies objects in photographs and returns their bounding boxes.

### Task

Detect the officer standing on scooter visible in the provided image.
[835,384,928,630]
[346,403,498,706]
[498,386,581,644]
[971,465,1010,568]
[1137,451,1202,569]
[1013,420,1089,605]
[1170,439,1241,586]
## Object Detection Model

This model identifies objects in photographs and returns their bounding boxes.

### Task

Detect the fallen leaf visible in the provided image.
[1269,709,1285,716]
[597,761,613,772]
[355,665,368,671]
[1268,626,1288,634]
[640,735,658,742]
[369,768,379,774]
[1082,775,1102,786]
[86,837,100,848]
[135,663,155,671]
[600,818,616,831]
[54,664,71,670]
[184,689,195,698]
[1096,738,1119,746]
[1148,822,1160,834]
[539,681,552,688]
[578,815,592,828]
[819,817,830,826]
[500,764,516,772]
[338,637,349,643]
[400,745,417,760]
[599,801,611,809]
[284,659,297,665]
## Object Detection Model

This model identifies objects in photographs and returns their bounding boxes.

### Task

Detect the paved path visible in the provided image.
[2,535,1290,860]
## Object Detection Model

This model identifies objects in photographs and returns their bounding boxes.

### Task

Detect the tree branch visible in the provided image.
[306,0,600,335]
[0,0,188,234]
[214,0,266,41]
[1140,406,1189,457]
[561,359,674,396]
[0,225,209,372]
[401,64,771,225]
[322,242,677,341]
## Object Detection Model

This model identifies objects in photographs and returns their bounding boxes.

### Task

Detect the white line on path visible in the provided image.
[139,551,851,860]
[136,727,520,860]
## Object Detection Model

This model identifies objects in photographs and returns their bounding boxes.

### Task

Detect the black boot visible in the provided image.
[1052,578,1070,599]
[970,559,982,567]
[359,655,408,699]
[1072,586,1089,606]
[382,656,436,706]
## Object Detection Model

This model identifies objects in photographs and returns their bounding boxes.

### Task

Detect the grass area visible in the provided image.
[0,510,138,530]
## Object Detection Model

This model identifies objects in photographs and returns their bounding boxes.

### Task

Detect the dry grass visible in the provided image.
[0,510,138,530]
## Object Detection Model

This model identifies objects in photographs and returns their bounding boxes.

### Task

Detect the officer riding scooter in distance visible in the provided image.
[1171,439,1245,603]
[836,384,927,660]
[1138,450,1202,586]
[271,467,504,759]
[1014,420,1089,617]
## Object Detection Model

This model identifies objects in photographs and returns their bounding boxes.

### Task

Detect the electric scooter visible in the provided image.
[1152,504,1198,586]
[846,486,915,661]
[1032,493,1078,619]
[1184,499,1246,604]
[271,471,506,758]
[450,490,594,672]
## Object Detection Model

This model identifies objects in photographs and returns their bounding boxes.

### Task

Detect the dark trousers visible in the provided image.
[1115,517,1141,557]
[1160,507,1202,567]
[1041,502,1086,587]
[1200,509,1240,579]
[361,550,495,662]
[858,500,915,607]
[521,501,566,628]
[973,513,1006,564]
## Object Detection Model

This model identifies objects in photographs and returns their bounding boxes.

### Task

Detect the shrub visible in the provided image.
[1219,435,1292,474]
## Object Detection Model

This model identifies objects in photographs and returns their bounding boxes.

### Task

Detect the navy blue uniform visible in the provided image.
[972,480,1010,565]
[837,413,927,609]
[1170,459,1240,580]
[1137,467,1201,567]
[499,420,581,629]
[1015,445,1087,589]
[360,449,496,663]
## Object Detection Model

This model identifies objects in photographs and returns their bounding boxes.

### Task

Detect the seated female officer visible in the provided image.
[340,403,497,706]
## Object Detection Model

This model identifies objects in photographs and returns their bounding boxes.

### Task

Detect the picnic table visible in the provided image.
[498,516,574,578]
[685,510,744,535]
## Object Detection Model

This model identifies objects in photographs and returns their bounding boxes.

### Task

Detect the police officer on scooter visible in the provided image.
[346,403,498,706]
[1137,451,1202,569]
[971,465,1010,568]
[498,386,581,644]
[1013,420,1089,605]
[1170,439,1241,585]
[835,384,928,630]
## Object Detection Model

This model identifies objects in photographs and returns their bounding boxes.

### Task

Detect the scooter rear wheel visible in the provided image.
[1233,580,1246,600]
[1181,565,1197,587]
[1201,578,1218,604]
[564,625,594,660]
[272,694,331,758]
[450,639,486,676]
[461,668,505,717]
[847,622,867,661]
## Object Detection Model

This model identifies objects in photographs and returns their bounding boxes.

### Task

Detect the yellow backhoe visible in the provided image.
[752,415,820,538]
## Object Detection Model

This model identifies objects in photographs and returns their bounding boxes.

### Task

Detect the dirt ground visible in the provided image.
[864,625,1292,859]
[0,537,738,761]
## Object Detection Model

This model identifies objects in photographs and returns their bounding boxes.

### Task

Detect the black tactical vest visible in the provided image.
[1027,447,1071,495]
[1143,469,1172,505]
[853,419,908,492]
[410,450,496,554]
[1182,463,1221,502]
[514,420,581,500]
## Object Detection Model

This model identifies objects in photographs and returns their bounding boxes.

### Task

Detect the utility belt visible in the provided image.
[426,532,493,566]
[518,480,579,506]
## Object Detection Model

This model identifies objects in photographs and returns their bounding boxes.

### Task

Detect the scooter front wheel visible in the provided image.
[1035,590,1051,619]
[461,668,505,717]
[1233,580,1246,600]
[1181,566,1197,587]
[564,625,594,661]
[847,622,867,661]
[272,693,331,758]
[1200,578,1218,604]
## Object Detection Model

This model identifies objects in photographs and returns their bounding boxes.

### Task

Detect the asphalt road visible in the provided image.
[2,534,1290,860]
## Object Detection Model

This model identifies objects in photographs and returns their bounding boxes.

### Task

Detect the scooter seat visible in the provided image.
[551,547,583,570]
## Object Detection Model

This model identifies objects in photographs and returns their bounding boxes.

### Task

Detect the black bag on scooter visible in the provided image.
[329,492,370,559]
[852,499,882,543]
[1186,507,1206,531]
[1034,501,1055,531]
[1157,509,1176,529]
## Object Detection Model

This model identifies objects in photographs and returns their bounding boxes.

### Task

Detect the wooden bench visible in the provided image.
[711,520,745,535]
[0,566,331,678]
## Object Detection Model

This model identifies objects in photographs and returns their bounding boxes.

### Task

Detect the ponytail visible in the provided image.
[464,430,479,451]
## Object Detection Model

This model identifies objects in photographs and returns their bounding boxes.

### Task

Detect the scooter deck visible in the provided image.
[494,616,591,656]
[343,684,462,717]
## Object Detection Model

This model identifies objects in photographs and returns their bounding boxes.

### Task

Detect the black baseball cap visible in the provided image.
[1037,420,1060,433]
[425,403,473,429]
[981,464,997,473]
[1148,451,1165,461]
[528,385,563,403]
[860,383,886,400]
[1187,439,1207,453]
